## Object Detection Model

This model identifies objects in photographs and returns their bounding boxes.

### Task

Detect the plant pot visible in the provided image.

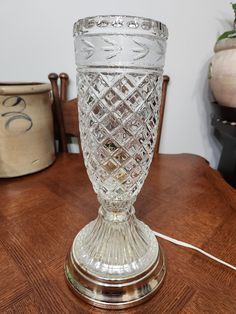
[209,38,236,114]
[0,82,55,177]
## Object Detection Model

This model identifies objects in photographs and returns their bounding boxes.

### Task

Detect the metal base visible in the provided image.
[64,246,166,309]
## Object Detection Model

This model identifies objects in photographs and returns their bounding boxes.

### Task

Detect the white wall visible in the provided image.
[0,0,233,166]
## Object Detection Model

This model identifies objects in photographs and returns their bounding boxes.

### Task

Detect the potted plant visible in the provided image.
[209,3,236,121]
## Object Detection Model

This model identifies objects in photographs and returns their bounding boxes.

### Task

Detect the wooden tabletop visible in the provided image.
[0,153,236,314]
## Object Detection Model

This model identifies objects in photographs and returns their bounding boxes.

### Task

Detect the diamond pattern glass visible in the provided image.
[78,71,162,200]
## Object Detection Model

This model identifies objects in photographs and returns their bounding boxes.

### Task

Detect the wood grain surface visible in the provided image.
[0,153,236,314]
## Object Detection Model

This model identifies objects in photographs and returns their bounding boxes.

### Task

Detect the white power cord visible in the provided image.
[153,230,236,271]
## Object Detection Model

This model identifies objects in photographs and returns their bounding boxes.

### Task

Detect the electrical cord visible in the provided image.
[153,230,236,271]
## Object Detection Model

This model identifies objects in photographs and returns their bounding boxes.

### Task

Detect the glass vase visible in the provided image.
[65,15,168,309]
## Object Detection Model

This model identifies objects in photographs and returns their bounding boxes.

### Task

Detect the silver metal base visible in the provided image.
[64,246,166,309]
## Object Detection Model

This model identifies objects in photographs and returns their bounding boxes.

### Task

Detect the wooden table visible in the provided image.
[1,153,236,313]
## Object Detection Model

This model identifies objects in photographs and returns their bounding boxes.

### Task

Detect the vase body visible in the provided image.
[0,83,55,177]
[210,38,236,109]
[65,15,168,309]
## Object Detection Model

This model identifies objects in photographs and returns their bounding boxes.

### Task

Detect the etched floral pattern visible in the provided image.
[75,35,166,68]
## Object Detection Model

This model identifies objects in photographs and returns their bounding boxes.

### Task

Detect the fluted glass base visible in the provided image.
[64,205,166,309]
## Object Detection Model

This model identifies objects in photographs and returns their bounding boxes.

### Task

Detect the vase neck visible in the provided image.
[98,196,136,222]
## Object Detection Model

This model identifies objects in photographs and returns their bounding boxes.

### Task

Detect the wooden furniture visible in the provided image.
[156,75,170,154]
[0,153,236,313]
[212,115,236,188]
[48,73,169,154]
[48,73,76,153]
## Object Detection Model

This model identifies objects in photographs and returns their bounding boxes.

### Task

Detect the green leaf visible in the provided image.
[232,3,236,13]
[217,30,236,41]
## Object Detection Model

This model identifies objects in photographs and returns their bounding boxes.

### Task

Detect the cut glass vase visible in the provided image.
[65,15,168,309]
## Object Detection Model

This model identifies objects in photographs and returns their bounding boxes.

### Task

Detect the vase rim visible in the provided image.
[74,15,168,39]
